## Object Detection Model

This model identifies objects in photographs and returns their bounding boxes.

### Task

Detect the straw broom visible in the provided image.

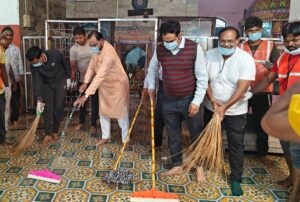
[182,114,225,177]
[13,103,45,155]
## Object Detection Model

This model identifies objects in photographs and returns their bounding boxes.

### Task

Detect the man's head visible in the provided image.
[218,26,240,56]
[26,46,47,67]
[0,36,10,49]
[159,20,182,51]
[282,22,300,55]
[1,26,14,44]
[245,16,263,42]
[73,26,86,46]
[87,31,104,54]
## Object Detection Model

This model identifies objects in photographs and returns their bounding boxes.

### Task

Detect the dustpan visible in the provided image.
[130,97,179,202]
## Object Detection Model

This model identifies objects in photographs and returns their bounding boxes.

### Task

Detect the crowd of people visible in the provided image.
[0,17,299,201]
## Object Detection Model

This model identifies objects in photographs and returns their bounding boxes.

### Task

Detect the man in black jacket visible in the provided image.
[26,46,72,145]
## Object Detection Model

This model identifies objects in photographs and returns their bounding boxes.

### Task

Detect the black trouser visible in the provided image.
[0,94,6,143]
[43,80,66,135]
[162,94,202,166]
[10,82,21,122]
[154,80,164,147]
[248,93,272,157]
[79,85,99,127]
[204,108,246,183]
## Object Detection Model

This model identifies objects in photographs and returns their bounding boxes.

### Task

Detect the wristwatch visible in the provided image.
[84,94,89,98]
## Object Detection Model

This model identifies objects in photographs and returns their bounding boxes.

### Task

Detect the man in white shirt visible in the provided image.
[147,20,208,180]
[205,27,256,196]
[70,26,99,135]
[2,27,24,128]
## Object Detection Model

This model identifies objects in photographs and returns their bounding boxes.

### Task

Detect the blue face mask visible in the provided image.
[248,32,262,41]
[163,40,179,51]
[32,62,43,68]
[91,46,100,54]
[218,46,235,56]
[284,47,300,55]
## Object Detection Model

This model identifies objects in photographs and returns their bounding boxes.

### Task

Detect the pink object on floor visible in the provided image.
[28,169,61,184]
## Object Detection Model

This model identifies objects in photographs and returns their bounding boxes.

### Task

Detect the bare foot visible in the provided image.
[0,141,13,148]
[196,167,207,185]
[278,176,292,189]
[42,135,53,146]
[90,126,97,135]
[74,124,83,131]
[161,166,183,176]
[52,133,59,141]
[258,156,275,167]
[95,138,111,146]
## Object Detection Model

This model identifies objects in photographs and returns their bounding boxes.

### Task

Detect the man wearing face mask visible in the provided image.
[26,46,72,145]
[147,20,208,180]
[239,17,280,166]
[205,27,256,196]
[70,26,99,134]
[74,31,129,146]
[252,21,300,202]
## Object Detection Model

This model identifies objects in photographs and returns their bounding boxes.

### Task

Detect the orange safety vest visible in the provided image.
[239,40,274,92]
[277,52,300,95]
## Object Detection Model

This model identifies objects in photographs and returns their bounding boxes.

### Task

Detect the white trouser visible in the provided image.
[99,108,129,143]
[5,85,12,130]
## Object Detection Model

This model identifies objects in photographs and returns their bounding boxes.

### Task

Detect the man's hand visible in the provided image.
[148,89,155,100]
[189,103,199,117]
[66,79,71,90]
[36,101,45,115]
[73,95,88,108]
[79,83,88,93]
[142,88,148,98]
[214,104,227,120]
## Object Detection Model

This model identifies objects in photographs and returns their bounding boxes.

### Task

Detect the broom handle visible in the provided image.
[150,97,156,190]
[61,93,82,138]
[113,96,144,170]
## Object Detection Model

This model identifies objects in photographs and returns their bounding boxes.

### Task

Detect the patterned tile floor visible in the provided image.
[0,103,291,202]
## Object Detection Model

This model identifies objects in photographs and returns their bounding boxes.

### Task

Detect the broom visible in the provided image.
[27,93,81,184]
[103,95,145,184]
[130,97,180,202]
[182,114,225,178]
[13,103,45,155]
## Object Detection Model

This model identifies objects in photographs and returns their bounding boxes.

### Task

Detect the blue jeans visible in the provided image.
[280,141,300,169]
[162,94,202,166]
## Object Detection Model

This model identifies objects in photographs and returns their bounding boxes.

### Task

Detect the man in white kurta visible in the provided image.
[74,31,129,146]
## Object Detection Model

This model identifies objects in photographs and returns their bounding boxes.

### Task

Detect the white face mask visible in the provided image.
[284,47,300,55]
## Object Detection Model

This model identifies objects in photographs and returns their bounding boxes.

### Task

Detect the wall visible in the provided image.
[289,0,300,22]
[198,0,255,28]
[66,0,198,18]
[19,0,66,36]
[0,0,20,47]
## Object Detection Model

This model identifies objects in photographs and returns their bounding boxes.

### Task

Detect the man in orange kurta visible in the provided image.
[74,31,129,146]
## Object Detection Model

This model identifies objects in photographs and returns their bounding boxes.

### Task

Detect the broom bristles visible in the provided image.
[13,115,42,155]
[182,114,225,176]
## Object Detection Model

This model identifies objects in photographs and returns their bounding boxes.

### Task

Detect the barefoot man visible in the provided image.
[74,31,129,146]
[147,20,208,182]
